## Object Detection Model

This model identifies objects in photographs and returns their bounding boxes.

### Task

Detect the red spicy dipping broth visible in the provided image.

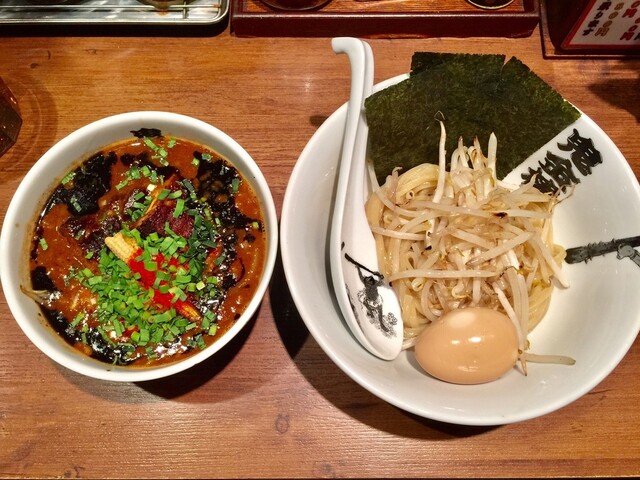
[28,128,267,367]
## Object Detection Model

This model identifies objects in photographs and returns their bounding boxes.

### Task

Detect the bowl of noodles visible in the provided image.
[280,73,640,425]
[0,111,278,382]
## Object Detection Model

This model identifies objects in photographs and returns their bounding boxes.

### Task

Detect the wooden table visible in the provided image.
[1,22,639,479]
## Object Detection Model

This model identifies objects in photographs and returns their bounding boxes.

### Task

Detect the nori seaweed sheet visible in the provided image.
[365,53,581,183]
[410,52,505,76]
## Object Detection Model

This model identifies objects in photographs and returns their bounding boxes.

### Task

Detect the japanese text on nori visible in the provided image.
[364,53,581,183]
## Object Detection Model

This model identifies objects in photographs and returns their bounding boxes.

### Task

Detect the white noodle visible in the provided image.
[366,125,571,369]
[520,352,576,365]
[432,121,447,204]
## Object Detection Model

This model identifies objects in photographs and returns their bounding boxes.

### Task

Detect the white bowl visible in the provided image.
[0,111,278,382]
[281,75,640,425]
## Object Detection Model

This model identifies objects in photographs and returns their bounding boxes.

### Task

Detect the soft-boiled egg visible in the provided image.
[414,307,519,385]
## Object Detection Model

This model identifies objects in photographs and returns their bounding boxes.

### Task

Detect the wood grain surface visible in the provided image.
[243,0,529,13]
[0,25,639,479]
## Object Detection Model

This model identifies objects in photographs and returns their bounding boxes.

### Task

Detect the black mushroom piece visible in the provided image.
[130,128,163,138]
[44,151,117,217]
[196,156,261,230]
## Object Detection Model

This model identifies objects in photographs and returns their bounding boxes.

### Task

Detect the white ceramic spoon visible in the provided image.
[329,37,403,360]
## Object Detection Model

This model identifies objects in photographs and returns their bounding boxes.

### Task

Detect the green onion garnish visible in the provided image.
[173,198,185,218]
[61,171,76,185]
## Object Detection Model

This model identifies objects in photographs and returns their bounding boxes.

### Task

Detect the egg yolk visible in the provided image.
[414,307,519,385]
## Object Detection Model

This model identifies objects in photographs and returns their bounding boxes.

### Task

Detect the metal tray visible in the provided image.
[0,0,229,25]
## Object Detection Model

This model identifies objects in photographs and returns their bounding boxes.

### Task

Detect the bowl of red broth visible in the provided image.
[0,112,278,381]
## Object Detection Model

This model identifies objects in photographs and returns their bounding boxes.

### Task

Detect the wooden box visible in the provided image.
[231,0,540,38]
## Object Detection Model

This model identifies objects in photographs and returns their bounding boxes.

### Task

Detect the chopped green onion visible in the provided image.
[143,137,159,151]
[154,311,173,323]
[140,328,150,343]
[173,198,185,218]
[71,312,85,328]
[169,286,187,302]
[155,270,171,282]
[69,195,83,213]
[113,319,124,338]
[129,166,141,179]
[60,171,76,185]
[144,261,158,271]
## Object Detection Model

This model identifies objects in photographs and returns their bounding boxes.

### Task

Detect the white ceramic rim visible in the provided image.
[0,111,278,382]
